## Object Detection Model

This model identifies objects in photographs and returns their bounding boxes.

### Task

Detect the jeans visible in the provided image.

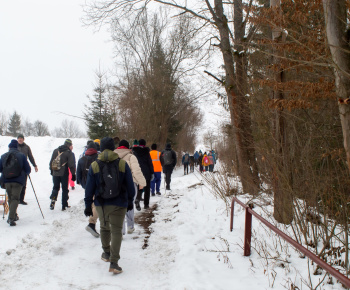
[150,172,161,193]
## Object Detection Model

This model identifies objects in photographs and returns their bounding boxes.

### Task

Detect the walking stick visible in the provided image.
[28,175,45,219]
[2,190,7,220]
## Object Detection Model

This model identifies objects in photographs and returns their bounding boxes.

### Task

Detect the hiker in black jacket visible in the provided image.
[17,133,38,205]
[49,139,76,211]
[133,139,154,210]
[160,143,177,190]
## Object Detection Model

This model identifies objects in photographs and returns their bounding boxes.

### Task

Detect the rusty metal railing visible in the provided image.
[230,196,350,288]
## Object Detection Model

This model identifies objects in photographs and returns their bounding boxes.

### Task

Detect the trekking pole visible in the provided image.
[2,190,7,220]
[28,175,45,219]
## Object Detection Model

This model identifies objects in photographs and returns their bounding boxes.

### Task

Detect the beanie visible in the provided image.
[64,139,72,147]
[119,139,130,149]
[17,133,24,139]
[94,139,101,145]
[166,143,171,149]
[87,140,93,146]
[139,139,146,146]
[133,139,139,146]
[87,142,97,150]
[100,137,115,151]
[151,143,157,150]
[8,139,18,149]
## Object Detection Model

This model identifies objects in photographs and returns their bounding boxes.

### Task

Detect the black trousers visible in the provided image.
[136,179,151,206]
[50,175,69,208]
[20,175,28,202]
[183,163,189,174]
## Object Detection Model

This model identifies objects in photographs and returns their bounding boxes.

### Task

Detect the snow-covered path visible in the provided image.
[0,137,285,289]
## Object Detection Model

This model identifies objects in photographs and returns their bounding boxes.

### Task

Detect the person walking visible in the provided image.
[160,143,177,190]
[0,139,31,226]
[84,137,135,274]
[77,142,99,237]
[202,152,210,172]
[133,139,154,210]
[182,152,190,175]
[114,139,146,234]
[49,139,76,211]
[193,151,199,166]
[150,143,162,196]
[17,133,38,205]
[198,151,204,173]
[208,151,214,172]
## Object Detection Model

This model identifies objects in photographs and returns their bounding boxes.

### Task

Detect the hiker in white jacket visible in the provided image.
[114,139,146,234]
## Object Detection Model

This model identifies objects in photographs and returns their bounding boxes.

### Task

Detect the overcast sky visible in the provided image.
[0,0,114,133]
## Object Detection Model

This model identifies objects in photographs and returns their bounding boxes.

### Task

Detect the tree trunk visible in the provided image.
[323,0,350,174]
[210,0,260,194]
[270,0,293,224]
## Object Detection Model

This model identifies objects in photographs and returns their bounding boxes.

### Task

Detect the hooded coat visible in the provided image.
[84,150,135,208]
[49,145,76,177]
[114,148,146,187]
[132,146,154,181]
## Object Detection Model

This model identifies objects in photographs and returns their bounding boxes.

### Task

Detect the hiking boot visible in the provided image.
[144,205,149,209]
[135,200,141,211]
[127,227,135,234]
[50,200,55,210]
[14,214,19,221]
[156,192,161,196]
[85,223,100,238]
[151,193,155,196]
[7,218,16,226]
[166,185,170,190]
[109,262,123,274]
[101,252,111,262]
[62,205,71,211]
[19,201,28,205]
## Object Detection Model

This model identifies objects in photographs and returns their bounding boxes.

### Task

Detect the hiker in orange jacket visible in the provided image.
[150,144,162,196]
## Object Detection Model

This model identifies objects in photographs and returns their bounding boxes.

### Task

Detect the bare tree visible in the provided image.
[0,111,9,136]
[52,120,85,138]
[21,118,33,137]
[33,120,50,136]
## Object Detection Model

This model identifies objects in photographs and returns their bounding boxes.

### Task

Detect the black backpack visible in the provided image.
[2,152,22,179]
[163,151,173,166]
[81,155,97,185]
[96,158,121,200]
[184,154,189,163]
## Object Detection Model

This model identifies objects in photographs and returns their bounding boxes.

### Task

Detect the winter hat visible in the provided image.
[139,139,146,146]
[64,139,72,147]
[8,139,18,149]
[166,143,171,149]
[87,140,93,146]
[119,139,130,149]
[100,137,115,151]
[133,139,139,147]
[94,139,101,145]
[87,142,97,150]
[17,133,24,139]
[151,143,157,150]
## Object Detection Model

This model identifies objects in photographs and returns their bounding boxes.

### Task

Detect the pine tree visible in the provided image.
[84,72,116,139]
[8,111,21,137]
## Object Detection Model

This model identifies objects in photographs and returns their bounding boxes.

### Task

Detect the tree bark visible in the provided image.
[270,0,293,224]
[323,0,350,175]
[210,0,260,194]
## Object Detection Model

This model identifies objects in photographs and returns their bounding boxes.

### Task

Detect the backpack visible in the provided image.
[51,151,66,171]
[96,158,121,200]
[203,156,209,166]
[2,152,22,179]
[81,155,96,185]
[184,154,189,163]
[163,151,173,166]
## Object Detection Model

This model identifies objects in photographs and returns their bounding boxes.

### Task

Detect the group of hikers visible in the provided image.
[181,149,217,175]
[0,134,178,274]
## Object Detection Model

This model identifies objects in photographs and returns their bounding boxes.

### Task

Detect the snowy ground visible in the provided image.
[0,136,345,289]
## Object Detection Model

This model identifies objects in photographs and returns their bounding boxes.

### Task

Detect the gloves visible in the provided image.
[84,207,93,217]
[71,175,76,182]
[151,174,155,181]
[127,202,133,212]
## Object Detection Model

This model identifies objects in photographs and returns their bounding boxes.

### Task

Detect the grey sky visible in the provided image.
[0,0,114,133]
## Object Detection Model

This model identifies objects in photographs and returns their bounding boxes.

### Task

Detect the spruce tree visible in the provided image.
[84,72,115,139]
[8,111,21,137]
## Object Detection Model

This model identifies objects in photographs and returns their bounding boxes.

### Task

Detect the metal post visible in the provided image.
[244,207,252,256]
[230,198,235,232]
